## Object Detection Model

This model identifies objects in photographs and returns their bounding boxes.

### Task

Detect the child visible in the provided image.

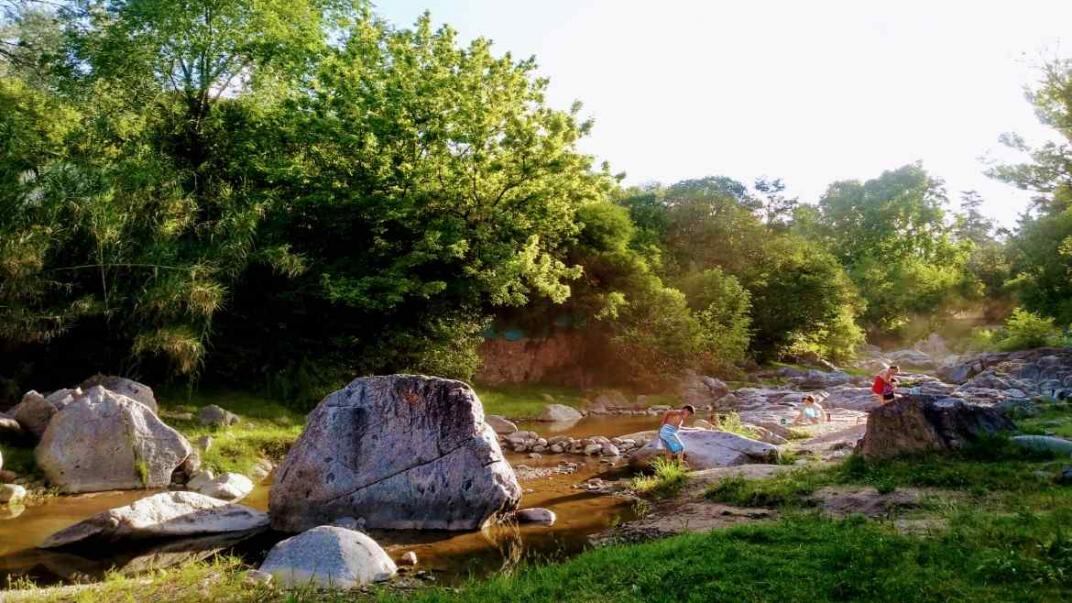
[792,394,825,425]
[659,404,695,463]
[871,365,900,404]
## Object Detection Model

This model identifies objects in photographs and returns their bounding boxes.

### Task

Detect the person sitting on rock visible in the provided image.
[872,365,900,404]
[659,404,695,464]
[792,394,826,425]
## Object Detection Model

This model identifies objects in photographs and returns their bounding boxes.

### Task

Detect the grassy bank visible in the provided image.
[157,389,306,475]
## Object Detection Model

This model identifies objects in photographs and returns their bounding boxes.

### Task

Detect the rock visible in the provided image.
[0,414,23,439]
[251,458,274,481]
[886,349,935,369]
[187,471,254,501]
[44,388,82,411]
[80,375,158,415]
[515,507,556,526]
[602,443,621,457]
[485,415,518,435]
[1010,435,1072,456]
[997,398,1039,419]
[270,375,520,532]
[259,526,397,589]
[399,551,419,566]
[822,385,879,411]
[630,430,780,470]
[198,404,240,427]
[40,491,269,548]
[196,435,213,452]
[0,484,26,505]
[583,443,603,456]
[754,421,793,439]
[744,424,789,446]
[245,569,274,586]
[550,444,564,454]
[35,386,194,493]
[855,395,1015,460]
[693,419,717,430]
[1058,467,1072,485]
[679,371,730,409]
[12,391,56,439]
[784,369,852,389]
[588,390,629,413]
[0,469,15,483]
[537,404,583,422]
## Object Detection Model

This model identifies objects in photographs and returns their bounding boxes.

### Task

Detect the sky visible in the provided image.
[375,0,1072,226]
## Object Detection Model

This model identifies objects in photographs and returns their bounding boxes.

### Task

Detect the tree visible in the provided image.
[991,58,1072,324]
[754,177,798,230]
[812,164,975,335]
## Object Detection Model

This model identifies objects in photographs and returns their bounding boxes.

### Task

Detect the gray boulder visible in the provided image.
[537,404,583,422]
[12,391,57,439]
[80,375,157,415]
[270,375,521,532]
[35,386,194,493]
[856,395,1014,460]
[629,429,779,470]
[679,371,730,408]
[485,414,518,435]
[41,491,269,548]
[198,404,240,427]
[259,526,396,589]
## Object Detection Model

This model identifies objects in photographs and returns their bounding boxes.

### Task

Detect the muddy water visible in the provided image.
[0,415,656,587]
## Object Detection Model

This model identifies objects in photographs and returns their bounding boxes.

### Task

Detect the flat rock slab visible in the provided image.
[629,429,780,470]
[260,526,396,589]
[270,375,520,532]
[41,491,269,548]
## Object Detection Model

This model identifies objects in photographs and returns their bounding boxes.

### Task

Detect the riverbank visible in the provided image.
[4,397,1070,602]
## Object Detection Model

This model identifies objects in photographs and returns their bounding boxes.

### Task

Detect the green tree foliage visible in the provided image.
[992,59,1072,325]
[0,3,612,397]
[808,164,976,335]
[620,178,863,362]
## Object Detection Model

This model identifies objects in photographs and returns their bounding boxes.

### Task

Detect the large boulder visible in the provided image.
[537,404,583,422]
[629,429,780,470]
[35,386,194,493]
[41,491,269,548]
[259,526,396,589]
[12,391,57,439]
[679,371,730,408]
[270,375,521,532]
[80,375,157,415]
[855,395,1015,460]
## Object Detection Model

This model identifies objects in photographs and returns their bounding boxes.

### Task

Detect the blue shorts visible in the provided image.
[659,424,684,454]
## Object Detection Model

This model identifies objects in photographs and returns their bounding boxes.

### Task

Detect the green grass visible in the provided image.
[473,383,589,419]
[393,514,1072,603]
[716,411,759,439]
[631,457,689,499]
[0,443,37,476]
[1018,401,1072,439]
[158,388,305,474]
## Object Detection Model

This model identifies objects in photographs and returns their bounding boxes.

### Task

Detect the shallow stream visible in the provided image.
[0,414,661,587]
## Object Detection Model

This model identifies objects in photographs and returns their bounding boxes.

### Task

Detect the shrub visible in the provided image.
[996,308,1066,351]
[632,457,689,499]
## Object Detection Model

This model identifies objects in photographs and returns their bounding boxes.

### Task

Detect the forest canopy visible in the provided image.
[0,1,1069,402]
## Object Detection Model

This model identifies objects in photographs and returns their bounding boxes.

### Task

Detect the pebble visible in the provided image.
[399,551,419,566]
[245,570,274,586]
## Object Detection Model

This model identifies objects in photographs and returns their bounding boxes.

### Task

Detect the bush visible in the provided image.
[632,457,690,498]
[996,308,1066,351]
